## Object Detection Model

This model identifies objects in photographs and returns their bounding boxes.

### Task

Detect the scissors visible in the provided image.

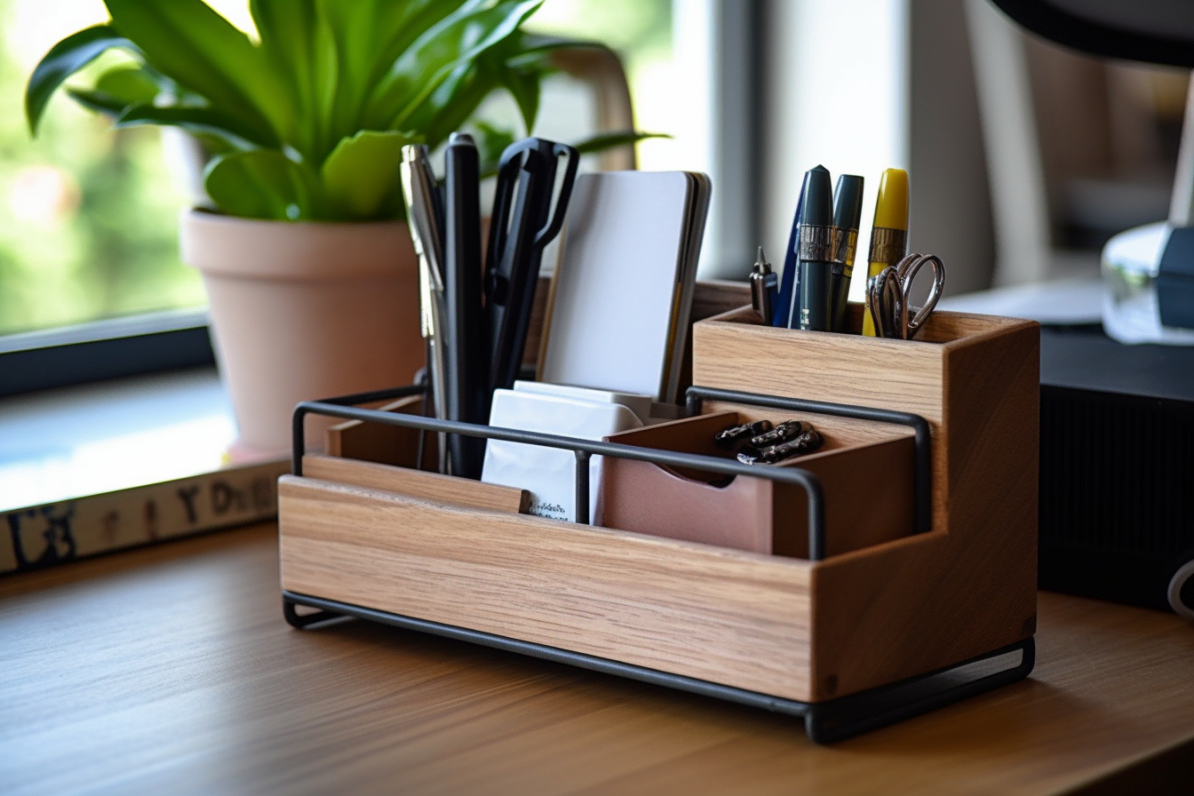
[865,253,945,340]
[485,138,579,394]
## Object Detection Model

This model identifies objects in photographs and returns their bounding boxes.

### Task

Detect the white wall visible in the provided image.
[761,0,909,300]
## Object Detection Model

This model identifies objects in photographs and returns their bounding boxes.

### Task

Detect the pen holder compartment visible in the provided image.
[691,305,1041,697]
[601,409,916,558]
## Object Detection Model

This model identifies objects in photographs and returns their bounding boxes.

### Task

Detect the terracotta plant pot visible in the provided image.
[180,210,424,456]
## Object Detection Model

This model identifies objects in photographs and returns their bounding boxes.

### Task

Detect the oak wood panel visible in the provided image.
[693,308,1040,700]
[325,394,433,467]
[693,306,950,426]
[809,317,1041,699]
[302,454,530,514]
[278,476,813,701]
[3,525,1194,796]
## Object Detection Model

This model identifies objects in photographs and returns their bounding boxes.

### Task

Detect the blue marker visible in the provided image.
[773,183,806,327]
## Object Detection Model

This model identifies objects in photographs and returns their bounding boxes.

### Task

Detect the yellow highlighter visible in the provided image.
[862,169,909,336]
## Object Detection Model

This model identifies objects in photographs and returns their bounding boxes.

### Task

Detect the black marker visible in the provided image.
[794,166,835,331]
[830,174,864,333]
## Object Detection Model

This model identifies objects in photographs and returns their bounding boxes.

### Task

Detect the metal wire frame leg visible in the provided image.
[803,637,1036,743]
[283,588,1034,743]
[283,596,343,629]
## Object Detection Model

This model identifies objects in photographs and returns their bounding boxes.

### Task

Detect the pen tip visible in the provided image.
[756,245,766,263]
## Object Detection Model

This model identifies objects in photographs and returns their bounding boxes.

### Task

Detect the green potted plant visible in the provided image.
[26,0,644,455]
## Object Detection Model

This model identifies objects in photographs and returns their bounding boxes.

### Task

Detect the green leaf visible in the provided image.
[94,65,162,105]
[25,24,135,135]
[402,60,498,151]
[472,122,517,177]
[362,0,468,88]
[317,0,465,154]
[204,151,325,221]
[103,0,290,145]
[320,130,416,220]
[495,59,541,135]
[64,86,128,117]
[114,104,274,151]
[65,64,163,118]
[571,130,671,155]
[249,0,328,159]
[400,29,561,149]
[367,0,544,131]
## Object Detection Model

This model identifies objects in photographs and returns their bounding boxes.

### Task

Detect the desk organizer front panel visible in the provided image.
[279,475,816,701]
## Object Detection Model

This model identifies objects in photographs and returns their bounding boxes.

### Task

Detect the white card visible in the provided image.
[481,389,643,523]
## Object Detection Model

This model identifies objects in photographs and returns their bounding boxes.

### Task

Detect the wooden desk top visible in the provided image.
[2,524,1192,795]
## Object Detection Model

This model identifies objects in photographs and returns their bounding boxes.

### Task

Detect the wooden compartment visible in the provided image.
[277,297,1039,715]
[692,305,1040,700]
[601,410,915,558]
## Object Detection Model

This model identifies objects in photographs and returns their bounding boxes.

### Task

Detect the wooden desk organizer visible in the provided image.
[277,298,1039,743]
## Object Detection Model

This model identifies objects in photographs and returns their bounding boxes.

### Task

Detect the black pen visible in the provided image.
[830,174,864,333]
[444,133,487,478]
[794,165,835,331]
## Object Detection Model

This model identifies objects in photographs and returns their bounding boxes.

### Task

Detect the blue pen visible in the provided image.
[772,184,806,327]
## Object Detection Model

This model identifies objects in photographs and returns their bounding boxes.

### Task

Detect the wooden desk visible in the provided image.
[2,524,1192,795]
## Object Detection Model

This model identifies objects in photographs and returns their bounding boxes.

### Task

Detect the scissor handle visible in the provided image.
[533,142,580,247]
[866,265,903,339]
[896,253,946,336]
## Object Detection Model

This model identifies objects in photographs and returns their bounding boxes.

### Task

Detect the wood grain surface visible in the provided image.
[279,476,813,700]
[692,307,1041,699]
[325,394,433,467]
[2,525,1192,796]
[302,454,530,514]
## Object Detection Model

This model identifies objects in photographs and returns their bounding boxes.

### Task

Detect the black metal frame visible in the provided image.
[282,590,1034,744]
[293,384,834,555]
[284,384,1034,743]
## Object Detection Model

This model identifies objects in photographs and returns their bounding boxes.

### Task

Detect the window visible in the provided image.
[0,0,687,393]
[0,0,209,339]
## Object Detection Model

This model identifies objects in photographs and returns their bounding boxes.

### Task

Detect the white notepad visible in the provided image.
[481,388,643,523]
[539,171,709,402]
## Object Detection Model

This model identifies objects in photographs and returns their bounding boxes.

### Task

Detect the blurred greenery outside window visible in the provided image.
[0,0,672,340]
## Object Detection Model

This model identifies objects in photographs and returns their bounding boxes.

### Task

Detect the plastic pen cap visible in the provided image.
[832,174,865,265]
[798,166,834,262]
[872,168,909,231]
[800,166,833,228]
